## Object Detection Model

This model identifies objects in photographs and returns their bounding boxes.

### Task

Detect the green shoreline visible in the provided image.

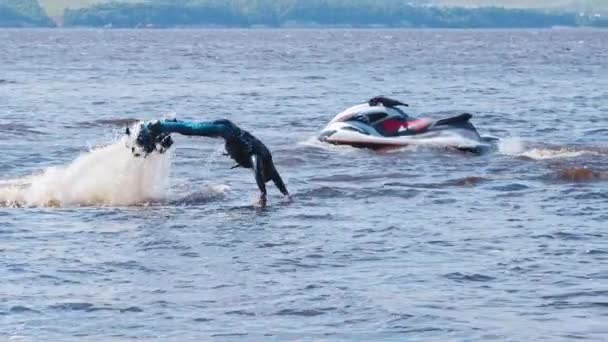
[2,1,607,29]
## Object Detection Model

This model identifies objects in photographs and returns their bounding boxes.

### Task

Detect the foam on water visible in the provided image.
[0,124,173,207]
[403,135,483,149]
[520,148,599,160]
[299,137,361,153]
[497,138,605,160]
[497,138,527,156]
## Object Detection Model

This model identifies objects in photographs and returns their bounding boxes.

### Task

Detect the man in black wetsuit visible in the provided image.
[368,96,408,108]
[351,96,414,136]
[135,118,289,206]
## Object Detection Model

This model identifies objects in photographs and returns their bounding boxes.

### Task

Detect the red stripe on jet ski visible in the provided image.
[381,119,406,135]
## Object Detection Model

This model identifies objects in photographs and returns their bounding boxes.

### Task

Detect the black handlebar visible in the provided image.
[368,96,409,108]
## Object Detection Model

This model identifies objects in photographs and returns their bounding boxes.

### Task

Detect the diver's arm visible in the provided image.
[154,120,229,138]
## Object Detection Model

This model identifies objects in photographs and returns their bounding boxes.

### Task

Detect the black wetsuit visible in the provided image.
[143,119,289,200]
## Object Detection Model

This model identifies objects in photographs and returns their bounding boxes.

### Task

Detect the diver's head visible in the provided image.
[126,121,173,158]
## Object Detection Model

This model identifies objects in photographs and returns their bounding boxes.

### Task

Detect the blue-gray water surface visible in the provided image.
[1,29,607,341]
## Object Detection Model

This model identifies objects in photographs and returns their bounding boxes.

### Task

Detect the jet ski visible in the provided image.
[318,97,496,153]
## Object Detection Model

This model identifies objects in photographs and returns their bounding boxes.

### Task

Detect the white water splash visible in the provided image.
[498,137,604,160]
[0,124,173,207]
[298,137,360,152]
[520,148,600,160]
[497,138,527,156]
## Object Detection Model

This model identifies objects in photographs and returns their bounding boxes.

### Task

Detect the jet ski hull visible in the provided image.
[319,121,494,153]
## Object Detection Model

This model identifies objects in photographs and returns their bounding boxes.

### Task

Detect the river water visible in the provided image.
[1,29,607,341]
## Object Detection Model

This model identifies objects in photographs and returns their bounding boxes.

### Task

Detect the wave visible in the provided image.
[69,118,140,129]
[498,138,607,160]
[521,148,602,160]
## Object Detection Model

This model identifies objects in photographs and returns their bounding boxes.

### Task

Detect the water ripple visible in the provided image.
[1,28,607,341]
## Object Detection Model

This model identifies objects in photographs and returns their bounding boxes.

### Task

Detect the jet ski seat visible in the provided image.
[404,118,432,133]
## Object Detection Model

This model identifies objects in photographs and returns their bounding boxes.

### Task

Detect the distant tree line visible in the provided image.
[62,0,608,28]
[1,0,607,28]
[0,0,54,27]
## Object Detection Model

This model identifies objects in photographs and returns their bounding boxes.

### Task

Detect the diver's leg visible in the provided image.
[251,155,267,206]
[154,120,229,138]
[137,119,234,154]
[135,118,237,156]
[270,164,289,196]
